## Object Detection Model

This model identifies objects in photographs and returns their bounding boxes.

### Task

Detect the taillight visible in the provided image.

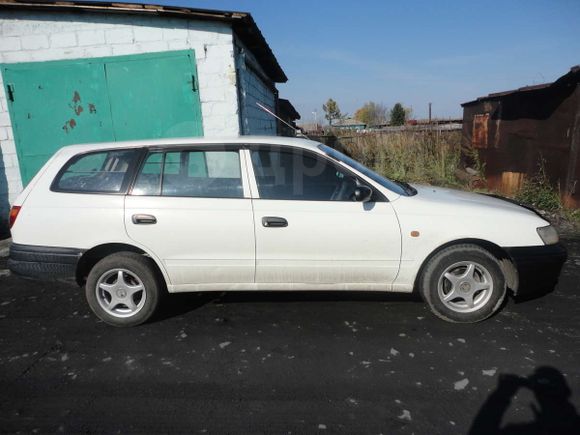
[9,206,21,229]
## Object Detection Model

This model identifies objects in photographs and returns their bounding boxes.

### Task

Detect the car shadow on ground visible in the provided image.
[469,366,580,435]
[154,290,424,322]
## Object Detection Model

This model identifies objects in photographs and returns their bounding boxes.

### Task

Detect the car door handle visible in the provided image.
[132,214,157,225]
[262,216,288,228]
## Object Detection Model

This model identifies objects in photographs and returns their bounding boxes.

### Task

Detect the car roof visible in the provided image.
[56,135,323,156]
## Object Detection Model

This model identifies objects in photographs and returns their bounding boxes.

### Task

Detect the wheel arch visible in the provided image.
[413,238,519,296]
[76,243,169,289]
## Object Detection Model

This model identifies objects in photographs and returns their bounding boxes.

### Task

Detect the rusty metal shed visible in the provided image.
[461,65,580,208]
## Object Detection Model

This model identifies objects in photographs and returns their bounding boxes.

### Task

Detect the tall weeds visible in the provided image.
[515,157,562,212]
[339,130,463,187]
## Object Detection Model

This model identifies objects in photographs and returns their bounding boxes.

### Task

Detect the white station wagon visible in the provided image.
[8,136,566,326]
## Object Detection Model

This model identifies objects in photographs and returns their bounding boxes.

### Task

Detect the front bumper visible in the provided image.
[8,243,84,281]
[504,243,567,299]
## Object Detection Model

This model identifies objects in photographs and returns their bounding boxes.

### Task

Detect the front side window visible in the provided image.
[318,144,415,196]
[250,148,358,201]
[132,150,243,198]
[54,149,138,193]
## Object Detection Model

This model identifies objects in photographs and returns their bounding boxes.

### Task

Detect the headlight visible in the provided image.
[537,225,559,245]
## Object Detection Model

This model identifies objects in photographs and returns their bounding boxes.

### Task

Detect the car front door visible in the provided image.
[125,146,255,290]
[247,146,401,289]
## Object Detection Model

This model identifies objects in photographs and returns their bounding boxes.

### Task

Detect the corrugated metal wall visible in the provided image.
[461,77,580,208]
[235,39,277,136]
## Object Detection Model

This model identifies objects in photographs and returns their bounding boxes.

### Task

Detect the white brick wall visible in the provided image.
[21,34,50,50]
[105,28,133,45]
[50,32,77,48]
[0,10,244,221]
[0,36,20,51]
[77,29,106,46]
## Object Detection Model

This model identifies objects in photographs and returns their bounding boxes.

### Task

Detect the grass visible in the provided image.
[513,158,580,232]
[514,162,562,212]
[337,130,467,187]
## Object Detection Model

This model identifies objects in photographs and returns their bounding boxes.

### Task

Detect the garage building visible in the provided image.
[0,0,296,235]
[461,65,580,208]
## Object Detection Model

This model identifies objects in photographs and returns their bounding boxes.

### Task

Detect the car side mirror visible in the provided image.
[353,185,373,202]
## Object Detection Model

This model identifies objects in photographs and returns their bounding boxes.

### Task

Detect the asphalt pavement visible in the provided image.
[1,237,579,434]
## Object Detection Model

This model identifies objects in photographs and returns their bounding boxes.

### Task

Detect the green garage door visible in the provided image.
[1,50,203,185]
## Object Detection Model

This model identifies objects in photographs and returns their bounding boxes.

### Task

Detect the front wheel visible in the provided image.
[86,252,162,327]
[420,244,507,323]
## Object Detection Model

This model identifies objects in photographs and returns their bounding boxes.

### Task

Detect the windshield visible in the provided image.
[318,144,416,196]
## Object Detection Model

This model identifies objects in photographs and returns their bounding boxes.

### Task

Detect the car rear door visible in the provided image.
[125,145,255,290]
[246,145,401,289]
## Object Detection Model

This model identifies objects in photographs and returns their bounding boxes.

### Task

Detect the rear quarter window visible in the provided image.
[52,149,139,193]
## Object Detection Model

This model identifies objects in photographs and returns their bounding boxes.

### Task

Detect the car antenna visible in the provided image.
[256,102,310,139]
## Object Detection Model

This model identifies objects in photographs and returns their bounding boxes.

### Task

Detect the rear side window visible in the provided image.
[131,153,163,196]
[132,150,243,198]
[53,149,139,193]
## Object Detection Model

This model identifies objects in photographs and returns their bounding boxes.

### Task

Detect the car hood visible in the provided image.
[409,184,538,216]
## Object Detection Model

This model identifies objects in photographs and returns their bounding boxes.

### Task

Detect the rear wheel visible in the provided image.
[86,252,162,327]
[420,244,507,323]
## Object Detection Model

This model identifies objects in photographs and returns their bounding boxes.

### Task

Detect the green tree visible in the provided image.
[390,102,406,126]
[322,98,342,126]
[354,101,388,126]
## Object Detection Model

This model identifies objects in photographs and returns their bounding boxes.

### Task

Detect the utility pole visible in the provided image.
[428,102,432,124]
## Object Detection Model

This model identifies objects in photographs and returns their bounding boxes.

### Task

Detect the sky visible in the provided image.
[120,1,579,122]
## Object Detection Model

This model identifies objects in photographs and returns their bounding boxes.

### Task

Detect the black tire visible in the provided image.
[86,252,162,327]
[420,244,506,323]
